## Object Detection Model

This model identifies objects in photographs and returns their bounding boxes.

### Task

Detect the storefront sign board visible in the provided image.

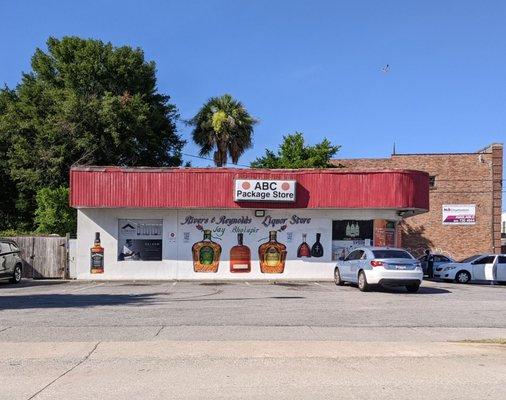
[234,179,296,202]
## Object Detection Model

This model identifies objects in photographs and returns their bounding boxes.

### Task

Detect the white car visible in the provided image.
[434,254,506,284]
[334,247,423,292]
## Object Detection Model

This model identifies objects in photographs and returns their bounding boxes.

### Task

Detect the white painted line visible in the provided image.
[245,282,251,286]
[172,281,177,286]
[314,282,322,286]
[66,283,106,293]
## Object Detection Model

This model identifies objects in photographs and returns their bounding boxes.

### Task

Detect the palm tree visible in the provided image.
[189,94,257,167]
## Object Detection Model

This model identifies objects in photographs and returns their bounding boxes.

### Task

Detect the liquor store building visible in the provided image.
[70,167,429,280]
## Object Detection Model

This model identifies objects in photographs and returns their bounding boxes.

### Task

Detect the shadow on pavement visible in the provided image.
[0,293,157,310]
[0,293,307,309]
[375,286,451,294]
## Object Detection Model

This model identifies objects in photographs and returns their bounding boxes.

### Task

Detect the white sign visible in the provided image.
[442,204,476,225]
[234,179,296,202]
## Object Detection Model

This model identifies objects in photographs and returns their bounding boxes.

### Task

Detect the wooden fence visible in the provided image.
[1,236,67,279]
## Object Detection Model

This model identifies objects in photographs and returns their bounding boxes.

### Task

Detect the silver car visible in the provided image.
[0,239,23,284]
[334,247,423,292]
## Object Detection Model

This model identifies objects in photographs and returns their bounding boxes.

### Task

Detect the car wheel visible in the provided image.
[10,264,22,284]
[405,283,420,293]
[334,268,344,286]
[455,271,471,284]
[357,271,370,292]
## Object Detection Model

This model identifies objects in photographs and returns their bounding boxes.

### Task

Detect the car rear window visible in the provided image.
[372,250,413,259]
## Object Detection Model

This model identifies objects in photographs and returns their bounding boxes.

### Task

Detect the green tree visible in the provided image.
[0,36,184,231]
[251,132,340,168]
[34,187,76,236]
[189,94,257,166]
[0,89,18,231]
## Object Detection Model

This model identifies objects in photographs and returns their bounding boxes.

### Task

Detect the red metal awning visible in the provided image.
[70,166,429,211]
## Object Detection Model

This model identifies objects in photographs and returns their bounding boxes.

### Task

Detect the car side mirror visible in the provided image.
[338,256,345,261]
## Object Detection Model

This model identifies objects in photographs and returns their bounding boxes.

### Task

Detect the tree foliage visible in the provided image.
[189,94,257,166]
[251,132,340,169]
[34,187,76,236]
[0,36,184,232]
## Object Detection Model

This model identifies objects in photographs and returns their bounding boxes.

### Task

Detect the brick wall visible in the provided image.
[332,144,503,260]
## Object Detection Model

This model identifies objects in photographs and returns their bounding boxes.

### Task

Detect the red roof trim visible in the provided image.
[70,167,429,210]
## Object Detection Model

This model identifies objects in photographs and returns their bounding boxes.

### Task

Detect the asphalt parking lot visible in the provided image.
[0,279,505,342]
[1,280,505,399]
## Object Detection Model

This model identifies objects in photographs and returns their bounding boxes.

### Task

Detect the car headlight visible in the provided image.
[444,266,457,271]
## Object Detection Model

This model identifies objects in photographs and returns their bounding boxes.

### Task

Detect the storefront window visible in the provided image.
[118,219,163,261]
[331,220,374,260]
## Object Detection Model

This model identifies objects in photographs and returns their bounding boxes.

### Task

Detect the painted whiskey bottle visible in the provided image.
[297,233,311,258]
[258,230,287,273]
[90,232,104,274]
[230,233,251,273]
[192,230,221,273]
[311,233,324,258]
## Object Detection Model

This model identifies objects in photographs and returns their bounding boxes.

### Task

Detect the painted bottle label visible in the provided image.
[91,253,103,267]
[265,247,281,267]
[199,246,214,265]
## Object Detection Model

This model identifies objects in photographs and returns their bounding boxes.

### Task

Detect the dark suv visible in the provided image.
[0,239,23,284]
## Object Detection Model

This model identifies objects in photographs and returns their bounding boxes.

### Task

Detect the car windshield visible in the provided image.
[459,255,482,263]
[372,250,413,259]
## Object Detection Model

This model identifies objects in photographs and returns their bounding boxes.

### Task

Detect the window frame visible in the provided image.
[472,256,497,265]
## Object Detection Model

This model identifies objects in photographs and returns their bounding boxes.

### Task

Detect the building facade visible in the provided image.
[332,143,503,260]
[70,167,428,280]
[502,212,506,253]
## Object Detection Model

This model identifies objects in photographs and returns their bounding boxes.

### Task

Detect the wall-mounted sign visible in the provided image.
[234,179,296,202]
[442,204,476,225]
[118,219,163,261]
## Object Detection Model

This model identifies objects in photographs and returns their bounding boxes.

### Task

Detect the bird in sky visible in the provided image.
[381,64,390,73]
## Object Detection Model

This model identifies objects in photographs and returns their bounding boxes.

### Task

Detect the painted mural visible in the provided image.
[179,212,329,274]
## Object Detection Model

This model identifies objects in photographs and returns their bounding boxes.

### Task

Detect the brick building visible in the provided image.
[502,212,506,253]
[332,143,503,260]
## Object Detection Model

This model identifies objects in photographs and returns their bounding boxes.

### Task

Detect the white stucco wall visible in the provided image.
[76,208,401,280]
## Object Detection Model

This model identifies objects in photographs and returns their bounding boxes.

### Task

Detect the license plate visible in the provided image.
[395,265,407,270]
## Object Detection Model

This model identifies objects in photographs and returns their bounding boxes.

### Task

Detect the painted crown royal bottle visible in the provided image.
[90,232,104,274]
[192,230,221,273]
[230,233,251,273]
[258,230,287,273]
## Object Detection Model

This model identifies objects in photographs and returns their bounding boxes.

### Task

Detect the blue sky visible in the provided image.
[1,1,505,206]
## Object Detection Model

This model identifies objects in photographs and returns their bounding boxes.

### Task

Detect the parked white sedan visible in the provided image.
[434,254,506,284]
[334,247,423,292]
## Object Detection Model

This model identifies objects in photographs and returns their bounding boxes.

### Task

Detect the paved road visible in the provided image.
[1,280,505,399]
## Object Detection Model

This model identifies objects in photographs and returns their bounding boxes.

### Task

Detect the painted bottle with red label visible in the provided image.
[230,233,251,273]
[297,233,311,258]
[90,232,104,274]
